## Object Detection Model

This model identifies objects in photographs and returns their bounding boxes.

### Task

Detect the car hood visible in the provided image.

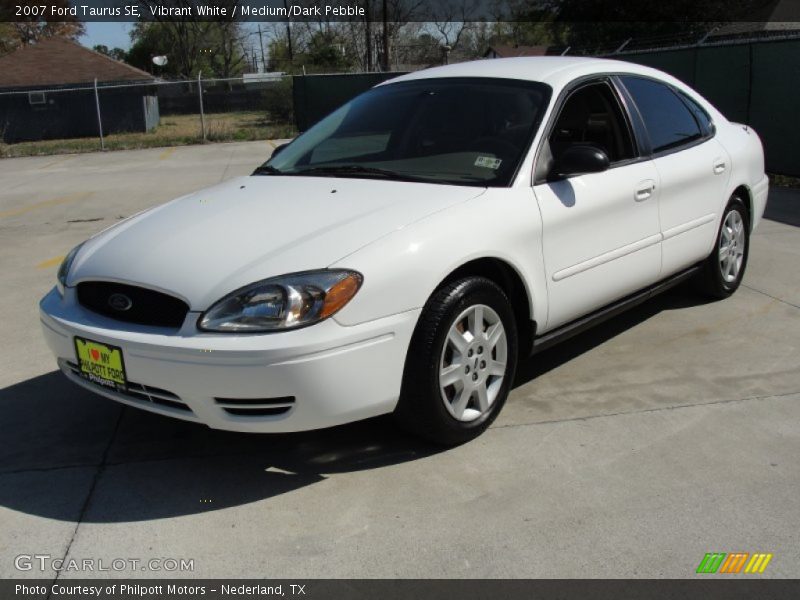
[70,175,484,310]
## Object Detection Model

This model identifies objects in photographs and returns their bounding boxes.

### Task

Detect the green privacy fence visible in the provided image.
[291,39,799,176]
[620,37,800,176]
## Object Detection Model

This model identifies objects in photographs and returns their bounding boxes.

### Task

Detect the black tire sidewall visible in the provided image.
[397,277,518,445]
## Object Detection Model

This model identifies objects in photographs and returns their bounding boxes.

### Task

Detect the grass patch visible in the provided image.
[0,112,296,158]
[769,173,800,189]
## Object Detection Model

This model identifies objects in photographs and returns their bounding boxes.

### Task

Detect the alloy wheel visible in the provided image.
[438,304,508,422]
[719,210,746,283]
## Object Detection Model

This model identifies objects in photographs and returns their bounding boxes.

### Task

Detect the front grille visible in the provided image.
[215,396,295,417]
[64,361,192,413]
[77,281,189,328]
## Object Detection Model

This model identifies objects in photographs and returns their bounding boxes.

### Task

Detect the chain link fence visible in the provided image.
[0,74,296,157]
[2,27,800,176]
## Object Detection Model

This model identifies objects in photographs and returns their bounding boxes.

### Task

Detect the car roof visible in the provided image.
[384,56,674,91]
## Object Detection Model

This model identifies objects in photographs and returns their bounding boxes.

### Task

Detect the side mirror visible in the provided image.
[271,142,290,157]
[553,144,610,179]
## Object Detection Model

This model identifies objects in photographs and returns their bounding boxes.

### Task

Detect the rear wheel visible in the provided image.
[694,196,750,299]
[394,277,518,446]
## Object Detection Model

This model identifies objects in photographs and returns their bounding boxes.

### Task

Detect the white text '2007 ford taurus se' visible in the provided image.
[40,57,768,445]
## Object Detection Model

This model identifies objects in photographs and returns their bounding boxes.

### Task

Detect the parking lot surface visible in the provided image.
[1,142,798,578]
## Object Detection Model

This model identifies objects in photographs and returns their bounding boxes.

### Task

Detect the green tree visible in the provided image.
[0,0,85,56]
[127,21,247,79]
[92,44,128,62]
[305,30,354,72]
[267,37,293,73]
[267,27,355,75]
[126,23,177,76]
[205,21,248,78]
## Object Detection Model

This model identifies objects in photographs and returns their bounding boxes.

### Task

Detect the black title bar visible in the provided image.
[5,579,800,600]
[1,0,798,23]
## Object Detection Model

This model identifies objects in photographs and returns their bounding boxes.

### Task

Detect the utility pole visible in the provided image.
[364,0,372,72]
[93,78,104,150]
[257,24,266,72]
[381,0,390,71]
[283,0,293,67]
[197,71,206,141]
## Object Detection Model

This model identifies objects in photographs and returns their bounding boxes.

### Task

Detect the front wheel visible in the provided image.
[394,277,518,446]
[694,196,750,299]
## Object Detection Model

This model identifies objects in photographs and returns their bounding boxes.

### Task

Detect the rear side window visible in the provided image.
[621,76,703,153]
[678,91,714,135]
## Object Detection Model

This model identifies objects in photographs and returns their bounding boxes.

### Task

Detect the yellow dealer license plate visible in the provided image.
[74,337,127,391]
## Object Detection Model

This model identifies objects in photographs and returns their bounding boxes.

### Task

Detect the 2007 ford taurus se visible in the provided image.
[40,57,768,445]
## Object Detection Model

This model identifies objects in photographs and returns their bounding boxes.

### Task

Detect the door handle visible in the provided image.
[634,181,655,201]
[713,159,727,174]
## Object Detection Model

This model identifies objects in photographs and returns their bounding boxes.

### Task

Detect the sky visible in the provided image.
[79,22,266,52]
[80,22,133,50]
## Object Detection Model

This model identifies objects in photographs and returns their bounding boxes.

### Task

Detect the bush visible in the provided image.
[263,77,294,125]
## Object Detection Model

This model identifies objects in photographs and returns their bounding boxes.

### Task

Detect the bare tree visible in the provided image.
[338,20,369,71]
[432,0,481,50]
[379,0,425,70]
[364,0,373,71]
[215,21,247,78]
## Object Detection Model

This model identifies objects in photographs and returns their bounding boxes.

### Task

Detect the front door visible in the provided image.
[533,80,662,331]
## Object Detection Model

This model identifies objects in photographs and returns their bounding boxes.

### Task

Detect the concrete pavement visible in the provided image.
[0,142,798,578]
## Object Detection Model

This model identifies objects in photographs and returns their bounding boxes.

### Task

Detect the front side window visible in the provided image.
[549,81,635,164]
[621,76,703,153]
[261,78,551,187]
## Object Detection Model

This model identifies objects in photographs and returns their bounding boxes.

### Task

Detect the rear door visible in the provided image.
[619,76,730,277]
[532,78,662,331]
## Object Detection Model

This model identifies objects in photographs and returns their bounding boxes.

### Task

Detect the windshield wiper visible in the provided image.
[252,164,283,175]
[292,165,425,182]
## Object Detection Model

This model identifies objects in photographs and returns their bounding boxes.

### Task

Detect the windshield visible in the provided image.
[259,77,551,187]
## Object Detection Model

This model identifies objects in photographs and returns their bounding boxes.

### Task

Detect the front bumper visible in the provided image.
[40,287,419,432]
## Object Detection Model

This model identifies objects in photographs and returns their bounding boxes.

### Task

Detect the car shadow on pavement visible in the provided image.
[513,284,714,387]
[0,286,710,524]
[0,372,442,523]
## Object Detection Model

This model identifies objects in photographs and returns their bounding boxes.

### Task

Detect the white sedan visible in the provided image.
[40,57,768,445]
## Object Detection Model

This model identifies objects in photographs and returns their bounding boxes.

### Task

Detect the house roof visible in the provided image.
[0,38,154,89]
[484,45,550,58]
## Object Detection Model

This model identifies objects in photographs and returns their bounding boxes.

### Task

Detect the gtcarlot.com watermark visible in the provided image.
[15,554,194,573]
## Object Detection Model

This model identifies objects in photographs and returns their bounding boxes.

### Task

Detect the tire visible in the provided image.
[394,277,518,446]
[694,196,750,299]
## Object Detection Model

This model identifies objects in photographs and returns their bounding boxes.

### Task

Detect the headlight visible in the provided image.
[56,243,84,295]
[198,270,363,333]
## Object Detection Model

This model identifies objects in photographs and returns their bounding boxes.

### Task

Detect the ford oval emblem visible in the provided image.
[108,293,133,312]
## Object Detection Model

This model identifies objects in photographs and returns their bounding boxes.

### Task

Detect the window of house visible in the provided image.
[28,92,46,105]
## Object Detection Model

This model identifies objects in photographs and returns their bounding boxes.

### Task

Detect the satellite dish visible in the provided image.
[152,56,168,67]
